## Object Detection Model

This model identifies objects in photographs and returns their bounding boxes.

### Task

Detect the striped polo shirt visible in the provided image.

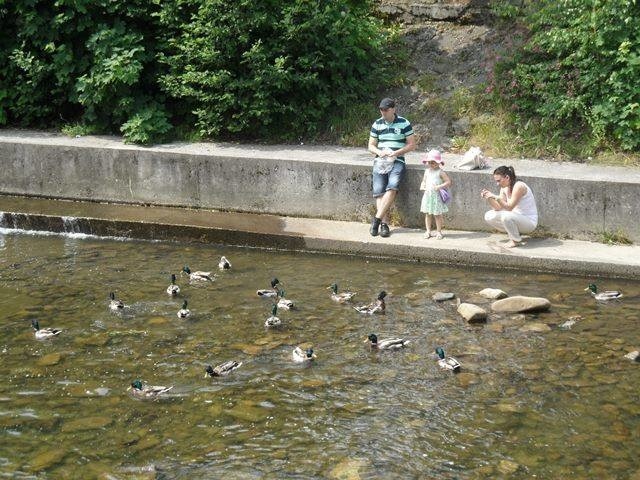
[370,115,414,162]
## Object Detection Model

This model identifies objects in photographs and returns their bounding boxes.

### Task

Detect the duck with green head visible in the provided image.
[277,289,294,310]
[109,292,125,312]
[328,283,357,303]
[436,347,460,372]
[31,319,61,339]
[166,274,180,296]
[257,278,281,298]
[292,346,317,363]
[218,256,232,270]
[182,265,213,282]
[585,283,623,301]
[364,333,409,351]
[128,380,173,398]
[205,360,242,377]
[354,291,386,314]
[265,304,281,327]
[177,300,190,318]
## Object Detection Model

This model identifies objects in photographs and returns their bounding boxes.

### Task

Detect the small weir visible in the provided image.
[61,216,81,233]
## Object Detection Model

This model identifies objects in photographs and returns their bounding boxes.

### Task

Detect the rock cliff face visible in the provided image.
[375,0,502,149]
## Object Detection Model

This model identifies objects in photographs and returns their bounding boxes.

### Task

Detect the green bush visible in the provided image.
[120,105,172,145]
[491,0,640,152]
[158,0,393,141]
[0,0,169,142]
[0,0,397,144]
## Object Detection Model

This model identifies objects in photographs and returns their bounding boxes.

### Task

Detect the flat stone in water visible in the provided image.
[456,372,478,388]
[37,352,62,366]
[129,435,161,453]
[496,403,522,413]
[497,459,520,474]
[147,316,169,326]
[519,323,552,333]
[230,343,263,355]
[224,403,267,423]
[478,288,508,300]
[457,303,487,323]
[61,416,112,433]
[432,292,455,302]
[328,457,367,480]
[486,322,504,333]
[492,295,551,313]
[29,449,66,472]
[74,334,110,347]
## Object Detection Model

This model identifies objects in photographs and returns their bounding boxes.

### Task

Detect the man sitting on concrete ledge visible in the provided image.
[367,97,416,238]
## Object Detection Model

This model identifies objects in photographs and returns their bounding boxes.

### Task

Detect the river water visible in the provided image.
[0,229,638,479]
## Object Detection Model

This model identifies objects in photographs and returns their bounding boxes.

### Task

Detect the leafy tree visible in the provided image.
[159,0,393,140]
[492,0,640,151]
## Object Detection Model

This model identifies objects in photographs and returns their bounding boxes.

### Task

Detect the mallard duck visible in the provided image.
[218,256,232,270]
[257,278,281,297]
[177,300,190,318]
[205,361,242,377]
[166,274,180,296]
[292,346,317,363]
[436,347,460,372]
[276,289,294,310]
[354,291,386,314]
[328,283,357,303]
[128,380,173,399]
[265,304,281,327]
[31,319,61,339]
[364,333,409,351]
[182,265,213,282]
[109,292,125,311]
[585,283,623,301]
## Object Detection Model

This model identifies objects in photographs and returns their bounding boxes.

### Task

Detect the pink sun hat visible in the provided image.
[422,149,444,165]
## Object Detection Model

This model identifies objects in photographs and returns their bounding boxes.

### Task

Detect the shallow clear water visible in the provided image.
[0,230,639,479]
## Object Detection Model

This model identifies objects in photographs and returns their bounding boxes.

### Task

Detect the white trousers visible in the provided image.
[484,210,537,242]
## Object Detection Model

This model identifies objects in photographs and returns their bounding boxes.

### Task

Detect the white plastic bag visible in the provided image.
[456,146,488,170]
[374,148,395,174]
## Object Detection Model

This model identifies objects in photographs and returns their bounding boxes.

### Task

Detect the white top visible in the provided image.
[506,181,538,222]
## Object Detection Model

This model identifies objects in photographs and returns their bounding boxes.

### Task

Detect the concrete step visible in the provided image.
[1,195,638,279]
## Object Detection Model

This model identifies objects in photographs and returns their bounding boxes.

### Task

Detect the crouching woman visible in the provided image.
[480,165,537,248]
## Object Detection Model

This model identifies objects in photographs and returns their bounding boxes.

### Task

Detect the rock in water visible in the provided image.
[432,292,456,302]
[519,323,552,333]
[457,303,488,323]
[478,288,508,300]
[491,296,551,313]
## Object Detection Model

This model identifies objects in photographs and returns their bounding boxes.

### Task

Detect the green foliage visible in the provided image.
[0,0,396,144]
[600,229,632,246]
[0,0,170,143]
[159,0,393,140]
[61,123,98,137]
[120,105,172,145]
[491,0,640,153]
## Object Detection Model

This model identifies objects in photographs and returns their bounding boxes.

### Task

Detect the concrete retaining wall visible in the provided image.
[1,130,639,242]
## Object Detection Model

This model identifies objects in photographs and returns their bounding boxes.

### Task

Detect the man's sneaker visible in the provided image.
[380,223,391,237]
[370,217,381,236]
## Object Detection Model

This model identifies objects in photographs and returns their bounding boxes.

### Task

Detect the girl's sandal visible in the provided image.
[435,232,444,240]
[424,231,433,239]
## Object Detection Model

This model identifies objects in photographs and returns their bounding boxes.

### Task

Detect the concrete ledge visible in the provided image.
[1,129,639,242]
[1,195,639,279]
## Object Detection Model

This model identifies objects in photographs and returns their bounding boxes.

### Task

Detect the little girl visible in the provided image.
[419,149,452,239]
